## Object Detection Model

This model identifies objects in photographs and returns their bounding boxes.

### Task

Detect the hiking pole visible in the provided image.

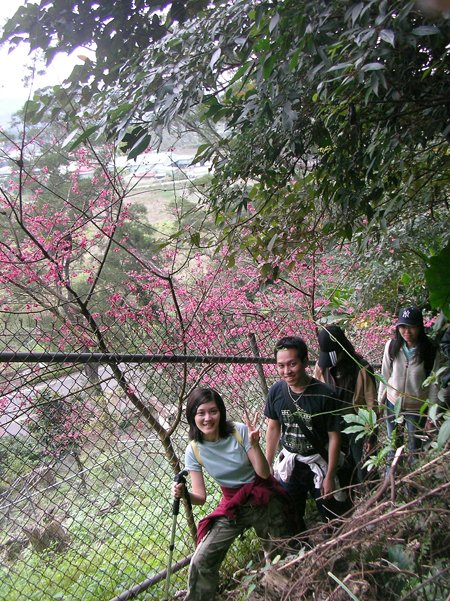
[164,469,189,601]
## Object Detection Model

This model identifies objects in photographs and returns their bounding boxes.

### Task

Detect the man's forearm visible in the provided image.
[327,431,341,477]
[265,419,281,465]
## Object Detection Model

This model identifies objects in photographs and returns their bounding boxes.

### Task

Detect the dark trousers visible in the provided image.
[281,461,349,533]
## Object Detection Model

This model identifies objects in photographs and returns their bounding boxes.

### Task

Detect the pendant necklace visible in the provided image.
[287,378,311,405]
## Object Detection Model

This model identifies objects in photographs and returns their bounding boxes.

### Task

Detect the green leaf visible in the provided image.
[328,62,353,72]
[327,572,360,601]
[289,48,301,71]
[210,48,221,71]
[343,412,366,425]
[67,125,100,150]
[269,13,280,33]
[128,132,152,160]
[202,101,225,120]
[109,102,134,121]
[267,233,278,252]
[394,398,402,419]
[342,424,366,434]
[361,62,385,72]
[412,26,440,36]
[379,29,395,46]
[428,403,439,424]
[226,253,236,268]
[425,242,450,318]
[228,61,252,85]
[62,129,81,149]
[388,544,415,570]
[437,418,450,448]
[190,232,200,247]
[262,54,276,80]
[260,263,273,278]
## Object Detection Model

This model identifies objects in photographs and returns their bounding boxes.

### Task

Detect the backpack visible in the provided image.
[388,339,436,378]
[190,426,244,467]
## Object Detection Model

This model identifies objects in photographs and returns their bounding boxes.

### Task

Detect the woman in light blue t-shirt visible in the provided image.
[172,387,291,601]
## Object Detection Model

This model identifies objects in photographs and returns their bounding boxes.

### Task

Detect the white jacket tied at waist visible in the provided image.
[273,449,347,502]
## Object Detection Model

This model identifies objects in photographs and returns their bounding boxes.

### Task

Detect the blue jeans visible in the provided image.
[386,402,426,455]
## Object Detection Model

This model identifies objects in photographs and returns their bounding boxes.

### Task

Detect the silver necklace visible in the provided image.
[286,378,311,404]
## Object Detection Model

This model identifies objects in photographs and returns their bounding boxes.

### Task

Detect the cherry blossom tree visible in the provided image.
[0,117,396,540]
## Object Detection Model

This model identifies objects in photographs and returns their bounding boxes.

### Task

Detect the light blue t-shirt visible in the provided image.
[185,422,255,487]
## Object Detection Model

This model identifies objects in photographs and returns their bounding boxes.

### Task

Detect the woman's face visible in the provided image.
[194,400,221,441]
[398,325,420,347]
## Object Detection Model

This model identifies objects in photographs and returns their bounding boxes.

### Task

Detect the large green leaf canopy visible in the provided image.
[2,0,449,267]
[1,0,209,85]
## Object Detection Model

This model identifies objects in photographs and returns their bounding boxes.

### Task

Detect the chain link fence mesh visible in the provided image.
[0,308,303,601]
[0,146,390,600]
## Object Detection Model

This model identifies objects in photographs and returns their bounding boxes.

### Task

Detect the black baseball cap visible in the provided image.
[317,325,346,368]
[396,306,423,328]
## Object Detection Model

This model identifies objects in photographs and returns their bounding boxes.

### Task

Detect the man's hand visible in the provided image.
[321,473,335,498]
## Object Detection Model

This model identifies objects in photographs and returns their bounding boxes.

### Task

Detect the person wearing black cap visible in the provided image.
[378,306,439,461]
[313,325,377,484]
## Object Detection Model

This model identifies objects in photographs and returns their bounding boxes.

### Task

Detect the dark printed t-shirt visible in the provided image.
[264,379,341,456]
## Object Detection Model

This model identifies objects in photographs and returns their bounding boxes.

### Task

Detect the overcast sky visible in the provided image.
[0,1,81,125]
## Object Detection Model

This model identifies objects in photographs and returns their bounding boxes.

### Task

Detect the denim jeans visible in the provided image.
[386,401,426,455]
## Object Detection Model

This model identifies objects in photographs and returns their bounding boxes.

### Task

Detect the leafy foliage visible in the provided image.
[2,0,448,304]
[425,241,450,319]
[1,0,209,85]
[27,390,94,460]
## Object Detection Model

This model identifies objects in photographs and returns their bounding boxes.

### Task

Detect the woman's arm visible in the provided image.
[172,470,207,506]
[377,341,391,405]
[312,362,323,381]
[247,444,270,480]
[188,470,207,505]
[243,411,270,479]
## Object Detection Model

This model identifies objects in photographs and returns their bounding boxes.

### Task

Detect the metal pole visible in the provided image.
[163,469,189,601]
[108,555,192,601]
[248,333,269,397]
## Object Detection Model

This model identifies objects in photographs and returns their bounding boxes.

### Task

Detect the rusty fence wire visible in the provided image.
[0,347,282,601]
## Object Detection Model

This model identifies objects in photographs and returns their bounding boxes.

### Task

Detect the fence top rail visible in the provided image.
[0,352,276,365]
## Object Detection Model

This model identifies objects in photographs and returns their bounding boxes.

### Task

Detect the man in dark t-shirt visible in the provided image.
[265,336,346,533]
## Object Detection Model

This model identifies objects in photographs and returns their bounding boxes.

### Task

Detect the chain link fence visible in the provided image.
[0,165,389,599]
[0,311,299,601]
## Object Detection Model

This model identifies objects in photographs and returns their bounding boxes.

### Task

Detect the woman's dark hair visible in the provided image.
[391,321,434,365]
[326,327,370,403]
[185,387,235,442]
[334,333,365,368]
[274,336,308,362]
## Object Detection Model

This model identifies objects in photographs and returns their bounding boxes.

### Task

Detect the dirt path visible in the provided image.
[124,178,201,224]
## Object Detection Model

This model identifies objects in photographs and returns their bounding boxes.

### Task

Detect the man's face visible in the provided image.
[276,348,306,389]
